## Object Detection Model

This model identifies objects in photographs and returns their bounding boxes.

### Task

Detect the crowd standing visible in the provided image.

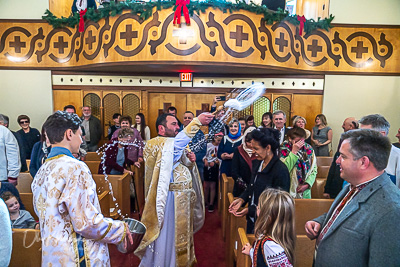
[0,95,400,266]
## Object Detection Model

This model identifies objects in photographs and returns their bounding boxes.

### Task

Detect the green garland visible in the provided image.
[42,0,334,34]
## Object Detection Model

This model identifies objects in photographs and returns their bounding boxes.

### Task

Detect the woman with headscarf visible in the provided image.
[217,118,243,177]
[231,127,257,197]
[280,127,317,199]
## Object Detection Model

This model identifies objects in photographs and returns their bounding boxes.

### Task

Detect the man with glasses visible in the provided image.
[16,115,40,160]
[81,106,102,152]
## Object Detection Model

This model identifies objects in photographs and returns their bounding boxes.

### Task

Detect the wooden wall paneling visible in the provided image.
[141,90,149,120]
[186,94,216,117]
[49,0,74,18]
[102,90,122,138]
[53,89,83,116]
[291,94,323,131]
[147,93,188,138]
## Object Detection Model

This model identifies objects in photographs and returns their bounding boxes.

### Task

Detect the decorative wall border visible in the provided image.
[0,8,399,74]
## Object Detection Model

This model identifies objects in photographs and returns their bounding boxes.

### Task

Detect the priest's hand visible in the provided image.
[187,152,196,162]
[198,113,215,126]
[229,198,244,214]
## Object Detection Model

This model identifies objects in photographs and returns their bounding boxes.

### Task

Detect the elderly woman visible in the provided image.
[280,127,317,199]
[311,114,333,156]
[217,118,243,177]
[231,127,256,197]
[228,128,290,233]
[293,116,312,145]
[99,128,142,175]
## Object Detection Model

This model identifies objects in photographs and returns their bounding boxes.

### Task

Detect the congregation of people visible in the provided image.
[0,94,400,267]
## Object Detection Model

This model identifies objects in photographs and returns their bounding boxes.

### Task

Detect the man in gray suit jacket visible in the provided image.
[305,129,400,267]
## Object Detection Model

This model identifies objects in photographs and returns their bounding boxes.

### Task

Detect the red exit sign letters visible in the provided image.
[180,73,193,82]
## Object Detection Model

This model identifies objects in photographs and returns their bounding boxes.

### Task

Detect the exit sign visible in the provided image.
[180,73,193,82]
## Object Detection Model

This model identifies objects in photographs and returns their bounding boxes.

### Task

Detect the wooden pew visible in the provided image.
[98,190,110,217]
[92,173,131,219]
[85,152,102,161]
[10,229,41,267]
[218,176,222,215]
[132,165,145,214]
[295,199,333,235]
[296,235,316,267]
[19,193,38,222]
[316,156,333,167]
[85,161,100,175]
[221,174,234,240]
[16,173,33,193]
[25,159,31,172]
[311,178,327,199]
[226,193,247,267]
[237,228,254,267]
[317,165,330,178]
[237,229,316,267]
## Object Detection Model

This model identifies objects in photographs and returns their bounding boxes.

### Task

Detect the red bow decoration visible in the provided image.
[174,0,190,26]
[297,15,306,36]
[79,9,87,33]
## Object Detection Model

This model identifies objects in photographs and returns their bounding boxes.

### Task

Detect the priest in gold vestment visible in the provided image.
[135,113,214,266]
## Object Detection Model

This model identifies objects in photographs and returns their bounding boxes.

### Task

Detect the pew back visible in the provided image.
[92,173,131,219]
[10,229,41,267]
[98,190,110,217]
[85,152,102,161]
[221,174,234,239]
[316,156,333,167]
[310,178,327,199]
[317,166,330,178]
[16,173,33,193]
[19,193,39,222]
[295,199,333,235]
[85,161,100,175]
[295,235,316,267]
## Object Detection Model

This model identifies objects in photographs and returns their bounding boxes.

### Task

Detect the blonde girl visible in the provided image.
[242,188,295,266]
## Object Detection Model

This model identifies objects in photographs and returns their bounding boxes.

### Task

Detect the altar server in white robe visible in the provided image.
[32,111,132,266]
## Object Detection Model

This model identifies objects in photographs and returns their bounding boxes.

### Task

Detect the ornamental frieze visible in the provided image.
[0,8,398,74]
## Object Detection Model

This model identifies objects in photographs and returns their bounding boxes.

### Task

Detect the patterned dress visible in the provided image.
[32,147,127,266]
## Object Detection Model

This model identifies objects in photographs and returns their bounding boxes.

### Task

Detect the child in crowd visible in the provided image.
[203,132,223,212]
[242,188,295,266]
[1,191,37,229]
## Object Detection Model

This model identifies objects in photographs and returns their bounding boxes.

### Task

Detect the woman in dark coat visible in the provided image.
[229,128,290,233]
[232,127,256,197]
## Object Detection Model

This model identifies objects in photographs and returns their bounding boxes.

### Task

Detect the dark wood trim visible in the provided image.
[51,70,325,79]
[0,19,46,23]
[266,89,323,95]
[1,60,399,76]
[52,85,323,94]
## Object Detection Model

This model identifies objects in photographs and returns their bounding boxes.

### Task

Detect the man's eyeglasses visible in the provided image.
[184,117,192,119]
[19,120,29,124]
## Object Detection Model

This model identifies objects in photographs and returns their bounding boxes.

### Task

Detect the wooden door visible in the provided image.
[292,94,323,131]
[53,89,83,116]
[148,93,188,138]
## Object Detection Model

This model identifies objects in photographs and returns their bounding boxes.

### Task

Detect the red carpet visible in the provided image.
[110,208,226,266]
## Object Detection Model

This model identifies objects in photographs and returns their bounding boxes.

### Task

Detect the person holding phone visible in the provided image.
[280,127,317,199]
